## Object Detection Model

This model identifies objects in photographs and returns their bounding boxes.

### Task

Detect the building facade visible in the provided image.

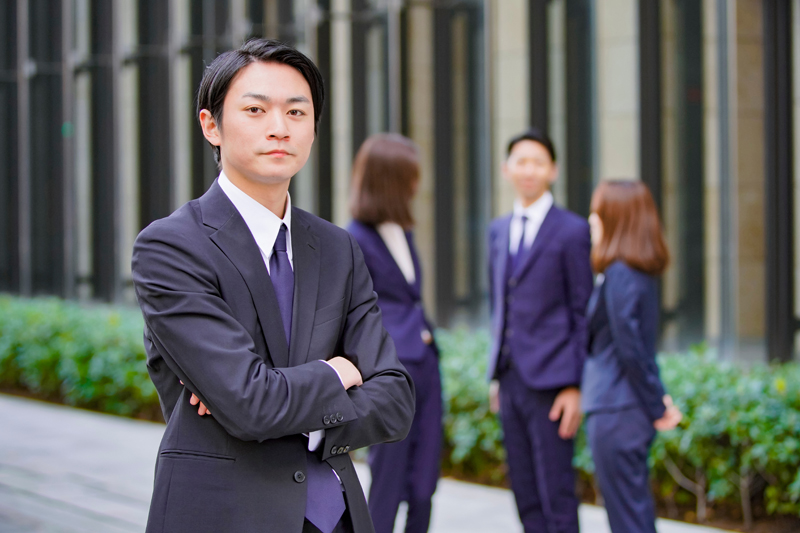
[0,0,798,362]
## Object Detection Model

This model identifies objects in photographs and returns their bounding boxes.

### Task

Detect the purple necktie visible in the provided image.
[511,215,529,271]
[269,224,293,345]
[269,224,345,533]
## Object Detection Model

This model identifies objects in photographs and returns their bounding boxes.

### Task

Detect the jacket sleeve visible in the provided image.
[603,266,667,421]
[132,222,355,443]
[562,222,594,386]
[487,224,496,319]
[321,234,416,459]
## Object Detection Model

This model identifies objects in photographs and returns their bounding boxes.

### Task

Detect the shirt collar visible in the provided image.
[514,191,553,221]
[217,171,292,257]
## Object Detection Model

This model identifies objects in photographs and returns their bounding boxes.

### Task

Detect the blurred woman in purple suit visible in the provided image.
[347,134,443,533]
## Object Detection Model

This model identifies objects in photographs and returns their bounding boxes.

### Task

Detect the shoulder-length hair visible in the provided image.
[349,133,420,229]
[590,180,669,276]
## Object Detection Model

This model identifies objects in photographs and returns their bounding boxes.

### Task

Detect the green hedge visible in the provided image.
[0,296,159,418]
[2,296,800,527]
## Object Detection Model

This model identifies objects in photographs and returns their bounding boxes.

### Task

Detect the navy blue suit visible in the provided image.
[132,182,415,533]
[582,260,667,533]
[487,206,593,533]
[348,221,443,533]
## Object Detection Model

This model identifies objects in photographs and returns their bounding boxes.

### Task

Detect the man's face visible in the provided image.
[204,61,316,187]
[502,140,557,206]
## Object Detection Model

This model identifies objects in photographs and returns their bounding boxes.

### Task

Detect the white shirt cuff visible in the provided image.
[320,359,345,387]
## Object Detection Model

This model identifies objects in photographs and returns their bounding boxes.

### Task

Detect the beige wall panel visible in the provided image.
[492,0,528,216]
[595,0,639,181]
[738,263,765,338]
[331,0,353,227]
[406,3,437,314]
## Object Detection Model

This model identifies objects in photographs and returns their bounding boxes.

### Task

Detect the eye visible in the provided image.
[246,107,262,114]
[288,109,306,116]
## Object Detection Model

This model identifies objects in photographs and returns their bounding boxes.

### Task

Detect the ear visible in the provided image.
[548,163,560,184]
[501,160,511,182]
[199,109,222,147]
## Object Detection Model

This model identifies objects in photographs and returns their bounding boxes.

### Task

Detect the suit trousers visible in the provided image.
[586,407,657,533]
[499,366,579,533]
[368,352,443,533]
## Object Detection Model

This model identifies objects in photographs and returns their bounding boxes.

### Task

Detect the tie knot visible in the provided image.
[274,224,288,253]
[520,215,529,225]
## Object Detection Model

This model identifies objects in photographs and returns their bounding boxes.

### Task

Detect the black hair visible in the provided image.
[506,127,557,162]
[196,38,325,167]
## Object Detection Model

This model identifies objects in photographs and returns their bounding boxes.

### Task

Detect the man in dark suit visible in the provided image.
[487,129,593,533]
[132,39,415,533]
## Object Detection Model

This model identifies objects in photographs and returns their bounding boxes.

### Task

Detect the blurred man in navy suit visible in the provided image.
[487,129,593,533]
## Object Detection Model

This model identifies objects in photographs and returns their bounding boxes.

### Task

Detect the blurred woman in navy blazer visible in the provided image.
[347,134,442,533]
[582,180,683,533]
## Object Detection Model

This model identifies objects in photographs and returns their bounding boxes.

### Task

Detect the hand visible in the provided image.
[327,357,363,389]
[489,381,500,414]
[180,380,211,416]
[653,394,682,431]
[549,387,582,439]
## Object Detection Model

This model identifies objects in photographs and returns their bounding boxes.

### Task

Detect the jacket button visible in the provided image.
[502,345,511,355]
[508,278,518,288]
[336,413,344,422]
[344,446,350,452]
[323,415,331,425]
[507,295,514,304]
[337,447,346,454]
[505,329,513,338]
[331,446,338,455]
[294,471,306,483]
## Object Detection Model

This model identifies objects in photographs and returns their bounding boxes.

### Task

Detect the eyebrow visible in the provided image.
[241,93,311,105]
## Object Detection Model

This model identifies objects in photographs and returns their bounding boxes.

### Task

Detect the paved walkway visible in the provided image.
[0,394,732,533]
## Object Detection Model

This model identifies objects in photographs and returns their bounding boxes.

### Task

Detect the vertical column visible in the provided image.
[793,0,800,356]
[138,0,173,229]
[565,0,594,217]
[0,2,19,292]
[548,0,568,205]
[314,0,334,221]
[29,0,66,295]
[433,4,454,325]
[639,0,661,208]
[764,0,795,362]
[17,0,31,296]
[528,0,549,132]
[90,0,119,301]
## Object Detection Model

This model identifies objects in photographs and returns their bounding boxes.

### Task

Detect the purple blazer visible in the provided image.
[487,206,593,390]
[347,221,438,364]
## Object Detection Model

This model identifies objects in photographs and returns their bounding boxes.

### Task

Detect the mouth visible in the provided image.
[264,150,291,158]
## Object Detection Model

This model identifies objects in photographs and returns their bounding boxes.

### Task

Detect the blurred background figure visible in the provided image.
[347,133,443,533]
[583,180,683,533]
[486,128,593,533]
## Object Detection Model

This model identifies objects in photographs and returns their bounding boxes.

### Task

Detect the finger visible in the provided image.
[190,394,199,406]
[549,400,563,422]
[180,380,184,385]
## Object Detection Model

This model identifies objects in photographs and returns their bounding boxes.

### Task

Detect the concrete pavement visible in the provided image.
[0,394,732,533]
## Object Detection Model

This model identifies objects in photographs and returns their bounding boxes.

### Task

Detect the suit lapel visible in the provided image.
[586,274,605,323]
[493,217,511,299]
[201,182,290,369]
[289,210,320,367]
[513,205,560,279]
[406,231,422,299]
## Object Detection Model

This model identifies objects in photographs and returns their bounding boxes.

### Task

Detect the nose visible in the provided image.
[265,110,290,140]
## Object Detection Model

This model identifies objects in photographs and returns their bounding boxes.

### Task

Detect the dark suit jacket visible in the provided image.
[132,181,415,533]
[347,221,437,363]
[487,206,593,390]
[581,260,666,421]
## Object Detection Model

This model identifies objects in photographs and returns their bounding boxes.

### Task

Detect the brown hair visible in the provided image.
[590,180,670,276]
[349,133,419,229]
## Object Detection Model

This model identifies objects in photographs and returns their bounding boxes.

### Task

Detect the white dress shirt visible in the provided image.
[509,191,554,255]
[218,172,336,453]
[377,222,416,284]
[218,172,293,273]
